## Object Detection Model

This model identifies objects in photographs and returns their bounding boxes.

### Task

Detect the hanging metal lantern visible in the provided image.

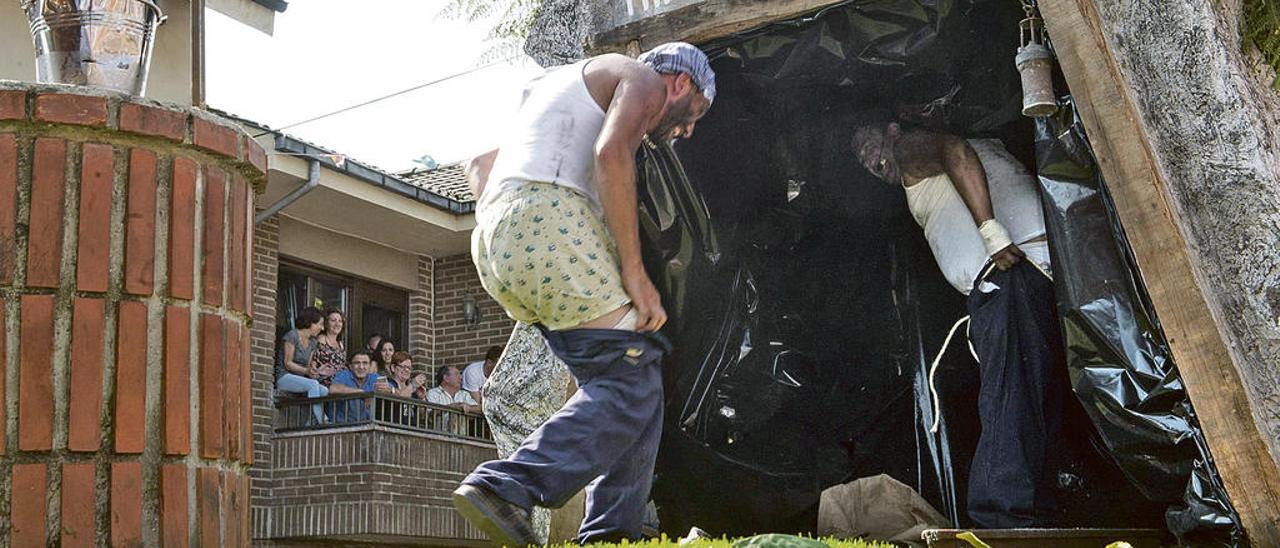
[1016,3,1058,117]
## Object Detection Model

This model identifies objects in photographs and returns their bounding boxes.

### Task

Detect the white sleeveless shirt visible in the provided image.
[904,139,1049,295]
[481,60,607,214]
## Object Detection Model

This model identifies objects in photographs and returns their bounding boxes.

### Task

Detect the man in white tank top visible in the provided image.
[851,122,1067,528]
[454,43,716,546]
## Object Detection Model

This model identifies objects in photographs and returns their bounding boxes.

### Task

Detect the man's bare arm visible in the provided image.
[938,135,996,225]
[327,383,364,395]
[939,135,1024,269]
[465,149,499,198]
[593,64,668,331]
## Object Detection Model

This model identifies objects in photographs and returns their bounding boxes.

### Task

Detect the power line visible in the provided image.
[253,55,522,137]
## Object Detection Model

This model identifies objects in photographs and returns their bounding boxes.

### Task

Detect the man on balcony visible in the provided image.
[328,350,391,423]
[454,42,716,545]
[427,364,482,414]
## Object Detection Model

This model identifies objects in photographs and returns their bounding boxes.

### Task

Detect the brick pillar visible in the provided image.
[247,215,278,539]
[408,255,434,369]
[0,83,263,547]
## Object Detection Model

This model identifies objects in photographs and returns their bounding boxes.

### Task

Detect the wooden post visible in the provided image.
[587,0,847,54]
[191,0,206,107]
[1041,0,1280,543]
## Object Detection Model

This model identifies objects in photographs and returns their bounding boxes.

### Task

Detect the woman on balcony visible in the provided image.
[313,308,348,385]
[386,351,428,399]
[372,338,397,374]
[275,306,330,422]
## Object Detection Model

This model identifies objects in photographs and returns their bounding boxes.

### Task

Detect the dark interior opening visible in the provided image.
[640,1,1174,536]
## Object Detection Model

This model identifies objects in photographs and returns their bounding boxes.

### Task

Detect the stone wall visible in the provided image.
[0,82,263,546]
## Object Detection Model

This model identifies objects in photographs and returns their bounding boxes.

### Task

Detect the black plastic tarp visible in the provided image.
[1035,103,1241,544]
[626,0,1242,543]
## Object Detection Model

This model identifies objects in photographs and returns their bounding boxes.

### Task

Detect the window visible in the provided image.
[276,260,409,355]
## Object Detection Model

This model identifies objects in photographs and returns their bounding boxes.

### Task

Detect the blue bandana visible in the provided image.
[637,42,717,103]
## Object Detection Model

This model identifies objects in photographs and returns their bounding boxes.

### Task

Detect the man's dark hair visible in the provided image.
[294,307,323,329]
[348,349,373,364]
[435,364,458,387]
[484,345,503,362]
[367,332,383,342]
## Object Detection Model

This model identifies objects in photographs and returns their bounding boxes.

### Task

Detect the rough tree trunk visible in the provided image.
[1043,0,1280,542]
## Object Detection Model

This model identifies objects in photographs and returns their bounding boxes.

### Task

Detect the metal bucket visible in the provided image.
[22,0,167,95]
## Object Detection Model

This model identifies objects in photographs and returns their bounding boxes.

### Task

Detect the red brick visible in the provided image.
[34,93,107,127]
[228,176,247,314]
[192,118,238,158]
[198,468,220,547]
[221,471,237,548]
[240,326,252,465]
[238,474,250,546]
[223,319,239,460]
[202,167,226,307]
[111,462,143,547]
[243,135,266,173]
[124,149,157,295]
[0,134,15,286]
[169,157,197,300]
[164,307,190,455]
[0,90,25,120]
[60,463,97,548]
[162,465,189,548]
[0,305,5,455]
[69,298,105,452]
[119,103,186,142]
[27,138,66,288]
[11,463,47,546]
[19,295,54,450]
[76,143,114,292]
[115,300,148,454]
[200,314,224,458]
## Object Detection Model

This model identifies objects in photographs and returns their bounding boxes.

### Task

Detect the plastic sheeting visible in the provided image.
[1035,104,1242,544]
[624,0,1240,543]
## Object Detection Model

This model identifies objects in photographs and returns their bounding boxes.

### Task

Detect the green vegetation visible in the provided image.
[1245,0,1280,87]
[561,534,893,548]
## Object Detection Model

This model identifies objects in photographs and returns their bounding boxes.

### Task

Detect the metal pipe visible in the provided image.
[255,158,320,224]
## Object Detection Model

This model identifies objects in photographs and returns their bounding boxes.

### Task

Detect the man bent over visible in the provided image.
[850,121,1065,527]
[452,42,716,545]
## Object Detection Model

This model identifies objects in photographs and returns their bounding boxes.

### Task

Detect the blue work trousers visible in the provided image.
[461,327,670,544]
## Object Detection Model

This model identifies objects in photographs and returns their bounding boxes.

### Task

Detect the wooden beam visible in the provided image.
[587,0,847,54]
[1041,0,1280,543]
[191,0,206,107]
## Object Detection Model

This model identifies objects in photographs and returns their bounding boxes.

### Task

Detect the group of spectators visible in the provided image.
[275,306,502,423]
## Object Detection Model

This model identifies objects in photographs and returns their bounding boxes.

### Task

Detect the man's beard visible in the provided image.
[648,94,694,141]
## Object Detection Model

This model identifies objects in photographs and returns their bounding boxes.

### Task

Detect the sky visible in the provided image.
[206,1,544,172]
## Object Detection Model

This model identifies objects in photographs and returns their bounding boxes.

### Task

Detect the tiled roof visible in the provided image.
[207,107,473,214]
[398,164,474,203]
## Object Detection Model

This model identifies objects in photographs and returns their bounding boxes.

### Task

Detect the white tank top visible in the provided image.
[904,139,1049,295]
[481,60,607,213]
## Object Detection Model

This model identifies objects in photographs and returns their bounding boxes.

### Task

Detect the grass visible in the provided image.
[561,535,894,548]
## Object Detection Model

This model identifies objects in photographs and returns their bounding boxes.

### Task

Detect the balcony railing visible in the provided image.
[274,393,494,443]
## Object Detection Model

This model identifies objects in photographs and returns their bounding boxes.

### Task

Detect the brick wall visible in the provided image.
[431,253,514,373]
[254,427,495,543]
[249,215,279,507]
[408,256,434,368]
[0,83,262,547]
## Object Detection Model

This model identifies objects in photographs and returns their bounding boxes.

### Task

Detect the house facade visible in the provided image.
[241,122,515,545]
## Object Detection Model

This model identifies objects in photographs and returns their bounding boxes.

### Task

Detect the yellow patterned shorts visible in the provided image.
[471,182,629,330]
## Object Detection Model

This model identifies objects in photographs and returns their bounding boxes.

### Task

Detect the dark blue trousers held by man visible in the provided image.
[965,261,1066,527]
[454,327,670,545]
